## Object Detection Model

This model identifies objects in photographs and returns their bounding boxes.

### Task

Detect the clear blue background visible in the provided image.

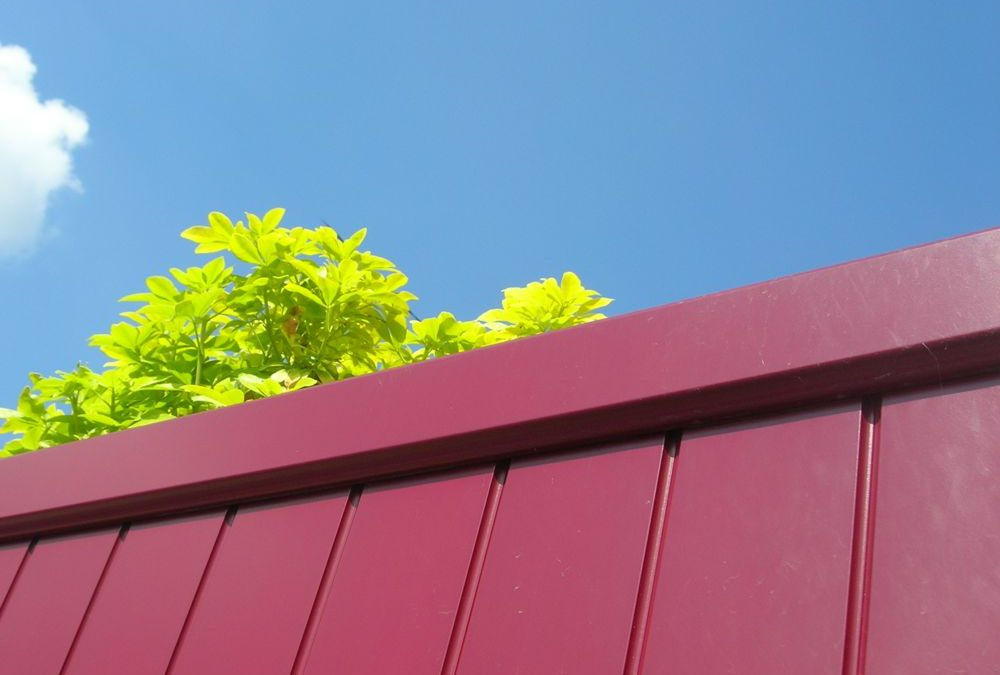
[1,2,998,408]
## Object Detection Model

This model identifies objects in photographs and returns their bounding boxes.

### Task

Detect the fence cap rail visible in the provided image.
[1,227,999,542]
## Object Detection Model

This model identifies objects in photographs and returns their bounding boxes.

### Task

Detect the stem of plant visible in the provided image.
[194,321,205,386]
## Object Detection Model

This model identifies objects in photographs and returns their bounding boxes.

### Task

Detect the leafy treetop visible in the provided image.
[0,209,611,456]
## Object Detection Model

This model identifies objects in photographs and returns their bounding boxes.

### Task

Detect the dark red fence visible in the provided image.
[0,229,998,674]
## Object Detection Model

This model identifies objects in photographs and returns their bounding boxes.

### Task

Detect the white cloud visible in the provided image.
[0,43,89,258]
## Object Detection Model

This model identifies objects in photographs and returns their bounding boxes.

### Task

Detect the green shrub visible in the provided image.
[0,209,611,456]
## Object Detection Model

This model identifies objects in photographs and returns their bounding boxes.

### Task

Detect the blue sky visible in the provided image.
[1,2,998,410]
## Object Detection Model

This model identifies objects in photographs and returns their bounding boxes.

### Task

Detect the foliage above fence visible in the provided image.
[0,209,610,456]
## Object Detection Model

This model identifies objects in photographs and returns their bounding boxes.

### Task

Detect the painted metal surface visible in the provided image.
[0,229,995,673]
[457,439,663,674]
[299,465,494,674]
[0,540,28,609]
[640,406,861,674]
[0,528,118,674]
[167,492,348,675]
[866,378,1000,674]
[1,228,999,542]
[62,511,225,674]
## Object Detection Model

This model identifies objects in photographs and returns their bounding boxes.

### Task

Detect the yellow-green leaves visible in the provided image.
[181,382,245,408]
[2,209,611,456]
[180,211,234,254]
[146,276,179,299]
[478,271,612,341]
[229,232,262,264]
[237,370,316,398]
[409,312,486,358]
[284,282,325,308]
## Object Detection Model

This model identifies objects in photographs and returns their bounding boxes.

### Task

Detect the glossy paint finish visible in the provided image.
[623,437,679,675]
[866,378,1000,673]
[63,511,225,674]
[300,466,494,674]
[167,492,348,675]
[1,228,999,541]
[640,407,862,674]
[841,399,879,675]
[0,528,118,674]
[0,229,996,673]
[457,439,663,674]
[0,540,28,609]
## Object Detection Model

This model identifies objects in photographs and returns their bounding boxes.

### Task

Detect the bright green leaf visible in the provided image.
[229,233,262,264]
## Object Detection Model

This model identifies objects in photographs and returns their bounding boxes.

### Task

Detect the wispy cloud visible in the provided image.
[0,43,89,258]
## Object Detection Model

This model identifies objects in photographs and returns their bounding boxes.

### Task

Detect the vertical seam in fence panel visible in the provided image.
[59,524,129,674]
[165,506,237,675]
[623,433,680,675]
[291,485,363,675]
[842,397,881,675]
[440,460,510,675]
[0,539,35,620]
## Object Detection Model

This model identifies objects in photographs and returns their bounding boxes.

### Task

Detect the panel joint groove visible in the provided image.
[440,460,509,675]
[291,485,363,674]
[842,396,882,675]
[59,525,128,674]
[0,539,34,620]
[623,432,680,675]
[165,506,237,674]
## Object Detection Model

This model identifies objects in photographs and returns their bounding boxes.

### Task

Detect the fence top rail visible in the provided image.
[1,228,999,542]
